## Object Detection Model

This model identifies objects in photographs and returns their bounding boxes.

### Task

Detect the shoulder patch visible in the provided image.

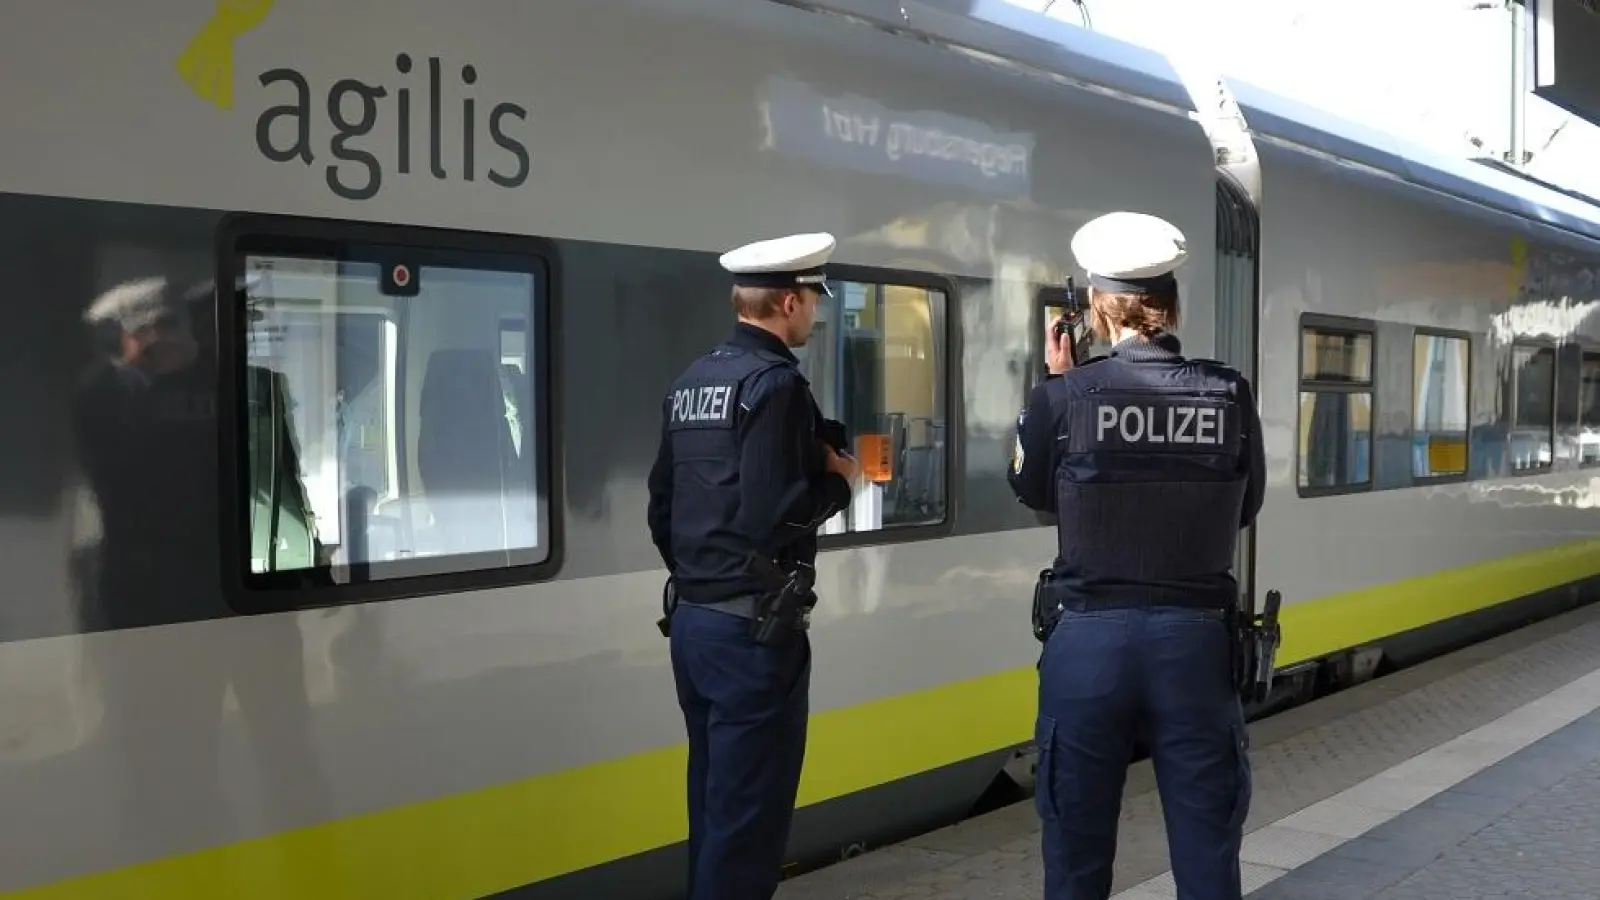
[1011,434,1025,474]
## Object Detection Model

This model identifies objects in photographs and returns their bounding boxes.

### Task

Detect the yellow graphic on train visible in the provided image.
[175,0,276,110]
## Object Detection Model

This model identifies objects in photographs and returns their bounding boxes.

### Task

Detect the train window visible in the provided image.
[797,272,949,535]
[1297,321,1374,493]
[219,218,556,601]
[1509,343,1555,473]
[1580,352,1600,466]
[1412,331,1470,479]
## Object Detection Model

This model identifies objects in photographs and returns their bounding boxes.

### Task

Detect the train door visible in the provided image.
[1215,172,1260,607]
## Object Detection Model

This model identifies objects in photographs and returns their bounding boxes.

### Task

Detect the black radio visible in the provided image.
[818,418,848,455]
[1037,275,1095,372]
[1031,568,1061,644]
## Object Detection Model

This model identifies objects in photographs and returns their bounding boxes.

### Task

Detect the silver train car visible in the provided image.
[2,1,1599,897]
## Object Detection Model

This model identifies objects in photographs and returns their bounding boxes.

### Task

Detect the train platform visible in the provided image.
[777,601,1600,900]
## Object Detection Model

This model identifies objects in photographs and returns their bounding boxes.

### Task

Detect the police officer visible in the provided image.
[646,232,862,900]
[1008,212,1266,900]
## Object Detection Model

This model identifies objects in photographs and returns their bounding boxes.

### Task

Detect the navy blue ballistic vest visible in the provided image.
[662,342,794,602]
[1052,354,1249,610]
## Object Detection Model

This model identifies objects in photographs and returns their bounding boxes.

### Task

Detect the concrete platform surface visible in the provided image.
[776,602,1600,900]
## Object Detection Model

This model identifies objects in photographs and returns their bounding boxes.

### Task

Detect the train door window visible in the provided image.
[1297,319,1374,494]
[1579,352,1600,466]
[220,217,556,604]
[1508,343,1555,473]
[796,270,950,536]
[1411,331,1470,479]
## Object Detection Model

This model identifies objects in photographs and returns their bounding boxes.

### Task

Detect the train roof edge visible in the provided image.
[792,0,1198,112]
[1225,74,1600,246]
[781,0,1600,248]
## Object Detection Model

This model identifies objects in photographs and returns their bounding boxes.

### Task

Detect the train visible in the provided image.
[2,0,1600,897]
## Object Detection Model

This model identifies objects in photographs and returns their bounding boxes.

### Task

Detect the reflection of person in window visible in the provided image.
[74,277,208,628]
[84,276,201,381]
[72,277,332,862]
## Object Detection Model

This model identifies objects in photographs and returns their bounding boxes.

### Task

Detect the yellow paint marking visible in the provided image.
[174,0,276,110]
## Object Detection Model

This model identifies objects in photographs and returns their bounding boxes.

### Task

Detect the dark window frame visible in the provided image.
[1295,313,1377,498]
[1577,346,1600,468]
[214,213,563,614]
[809,262,961,551]
[1506,338,1557,476]
[1409,326,1473,486]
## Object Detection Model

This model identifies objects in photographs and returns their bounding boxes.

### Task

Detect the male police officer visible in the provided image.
[1008,212,1266,900]
[647,232,862,900]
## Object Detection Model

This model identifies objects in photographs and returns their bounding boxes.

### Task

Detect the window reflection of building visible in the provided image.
[1507,344,1555,473]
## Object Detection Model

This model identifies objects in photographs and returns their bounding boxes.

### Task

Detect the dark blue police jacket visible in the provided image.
[1008,332,1266,611]
[647,323,853,605]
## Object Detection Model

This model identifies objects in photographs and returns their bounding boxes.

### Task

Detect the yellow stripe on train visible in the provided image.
[10,537,1600,900]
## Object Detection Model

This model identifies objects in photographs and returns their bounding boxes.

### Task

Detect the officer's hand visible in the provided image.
[825,444,863,488]
[1046,316,1075,375]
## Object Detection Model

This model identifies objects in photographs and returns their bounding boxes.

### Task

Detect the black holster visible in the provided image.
[1231,589,1283,704]
[656,577,678,638]
[1031,569,1060,644]
[747,557,817,646]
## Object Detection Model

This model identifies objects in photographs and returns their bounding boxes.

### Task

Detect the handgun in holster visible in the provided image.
[746,553,817,646]
[1232,588,1283,704]
[1031,568,1062,645]
[656,576,678,638]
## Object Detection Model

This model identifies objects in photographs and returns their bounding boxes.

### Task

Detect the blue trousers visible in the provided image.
[669,603,811,900]
[1035,606,1252,900]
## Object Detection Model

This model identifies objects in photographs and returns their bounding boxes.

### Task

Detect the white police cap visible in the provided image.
[1070,211,1188,293]
[719,232,836,297]
[83,276,179,332]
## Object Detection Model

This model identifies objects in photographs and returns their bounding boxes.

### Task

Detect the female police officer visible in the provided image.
[1007,212,1266,900]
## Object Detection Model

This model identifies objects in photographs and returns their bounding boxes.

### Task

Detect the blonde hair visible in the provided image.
[731,286,793,319]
